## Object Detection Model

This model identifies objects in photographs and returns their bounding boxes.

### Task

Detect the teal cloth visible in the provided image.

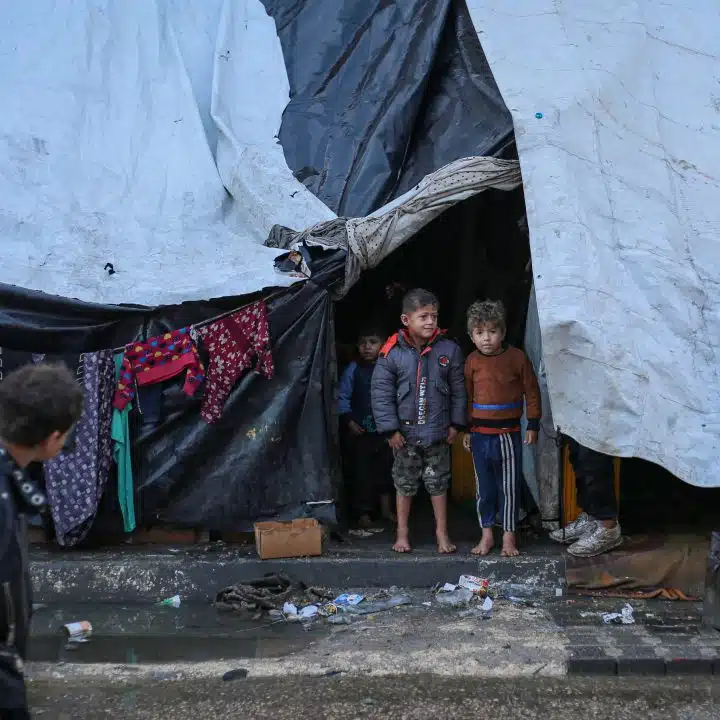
[112,352,136,532]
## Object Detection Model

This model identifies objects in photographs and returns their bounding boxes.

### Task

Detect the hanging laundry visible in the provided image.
[112,352,135,533]
[44,351,115,546]
[198,301,274,423]
[113,327,204,410]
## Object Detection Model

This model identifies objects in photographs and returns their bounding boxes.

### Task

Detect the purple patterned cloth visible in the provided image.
[44,351,115,546]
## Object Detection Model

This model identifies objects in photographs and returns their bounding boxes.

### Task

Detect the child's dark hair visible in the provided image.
[0,364,84,447]
[357,325,387,342]
[402,288,439,315]
[467,300,507,335]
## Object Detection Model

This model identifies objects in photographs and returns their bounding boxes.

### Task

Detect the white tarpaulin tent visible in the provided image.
[467,0,720,487]
[0,0,717,488]
[0,0,333,306]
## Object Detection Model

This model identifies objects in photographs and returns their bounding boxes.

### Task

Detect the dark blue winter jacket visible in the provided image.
[337,360,377,433]
[371,330,466,447]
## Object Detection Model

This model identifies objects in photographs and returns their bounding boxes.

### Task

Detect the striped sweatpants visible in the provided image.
[470,431,522,532]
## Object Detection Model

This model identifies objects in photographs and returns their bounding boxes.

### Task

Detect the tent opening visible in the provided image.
[334,186,531,535]
[335,187,531,361]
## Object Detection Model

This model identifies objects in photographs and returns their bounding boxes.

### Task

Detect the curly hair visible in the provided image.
[0,364,83,447]
[466,300,506,335]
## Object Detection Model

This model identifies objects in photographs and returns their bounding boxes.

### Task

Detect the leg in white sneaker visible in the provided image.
[567,522,622,557]
[549,512,595,544]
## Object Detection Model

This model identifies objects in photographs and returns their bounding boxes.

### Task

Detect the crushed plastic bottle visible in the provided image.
[435,589,474,608]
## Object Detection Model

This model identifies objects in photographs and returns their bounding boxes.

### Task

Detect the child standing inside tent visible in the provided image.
[0,364,83,719]
[337,326,395,528]
[463,300,541,557]
[371,289,466,554]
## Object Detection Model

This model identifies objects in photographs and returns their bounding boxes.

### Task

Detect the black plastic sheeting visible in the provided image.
[263,0,514,217]
[705,532,720,629]
[0,251,345,533]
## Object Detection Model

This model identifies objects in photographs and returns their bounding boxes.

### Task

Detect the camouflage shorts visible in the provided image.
[392,441,451,497]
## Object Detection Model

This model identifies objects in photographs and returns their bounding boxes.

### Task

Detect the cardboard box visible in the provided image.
[254,519,323,559]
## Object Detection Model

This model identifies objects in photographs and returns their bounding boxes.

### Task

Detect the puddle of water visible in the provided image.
[30,627,314,664]
[29,604,325,664]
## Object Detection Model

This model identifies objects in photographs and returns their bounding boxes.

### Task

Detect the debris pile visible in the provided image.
[216,575,410,626]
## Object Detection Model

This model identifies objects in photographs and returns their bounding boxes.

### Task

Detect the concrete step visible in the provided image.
[30,544,565,603]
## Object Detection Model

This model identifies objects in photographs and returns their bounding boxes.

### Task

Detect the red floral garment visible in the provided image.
[198,301,274,423]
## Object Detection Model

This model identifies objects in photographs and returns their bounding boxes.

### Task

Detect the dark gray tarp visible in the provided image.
[0,251,345,532]
[263,0,513,217]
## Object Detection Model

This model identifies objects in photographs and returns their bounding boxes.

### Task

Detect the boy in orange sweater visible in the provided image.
[463,300,541,557]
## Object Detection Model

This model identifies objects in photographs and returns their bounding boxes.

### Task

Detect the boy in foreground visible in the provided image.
[337,326,395,527]
[463,300,541,557]
[0,364,83,719]
[371,289,466,554]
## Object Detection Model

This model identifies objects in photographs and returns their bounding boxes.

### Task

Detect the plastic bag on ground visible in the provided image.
[342,595,411,615]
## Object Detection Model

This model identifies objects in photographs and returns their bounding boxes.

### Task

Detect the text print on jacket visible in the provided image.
[371,330,466,447]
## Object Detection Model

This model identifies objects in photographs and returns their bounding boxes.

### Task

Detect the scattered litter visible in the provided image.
[299,605,319,619]
[333,593,364,606]
[283,602,298,618]
[348,529,373,538]
[436,589,474,608]
[439,583,457,593]
[457,596,493,619]
[535,112,544,119]
[422,601,432,607]
[159,595,181,608]
[458,575,489,597]
[327,615,352,625]
[506,596,536,607]
[602,604,635,625]
[222,668,249,681]
[64,621,92,643]
[579,611,600,618]
[502,583,534,599]
[555,587,563,597]
[343,595,411,615]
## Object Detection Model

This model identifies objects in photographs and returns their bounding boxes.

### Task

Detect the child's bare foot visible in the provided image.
[436,533,456,554]
[393,530,411,553]
[501,531,520,557]
[471,529,495,556]
[357,514,373,529]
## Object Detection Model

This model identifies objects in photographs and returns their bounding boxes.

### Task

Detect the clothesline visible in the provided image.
[110,286,290,354]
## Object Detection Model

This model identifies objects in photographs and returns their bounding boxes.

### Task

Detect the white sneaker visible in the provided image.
[549,512,595,544]
[567,523,623,557]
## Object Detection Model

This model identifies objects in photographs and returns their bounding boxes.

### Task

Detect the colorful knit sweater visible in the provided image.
[464,346,541,434]
[113,328,205,410]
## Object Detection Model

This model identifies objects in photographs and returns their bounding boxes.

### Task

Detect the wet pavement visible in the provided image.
[26,590,720,676]
[30,603,324,664]
[27,675,720,719]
